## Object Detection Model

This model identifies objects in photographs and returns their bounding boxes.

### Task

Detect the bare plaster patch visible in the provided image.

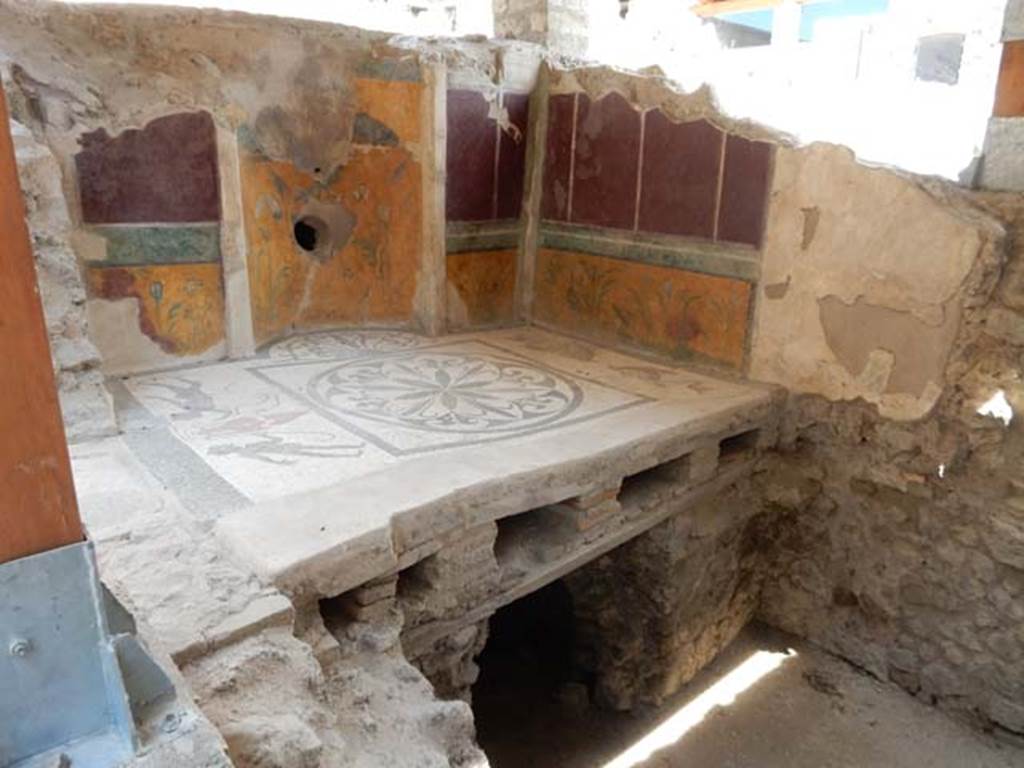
[71,228,109,264]
[818,295,960,398]
[87,297,225,376]
[750,143,1003,420]
[800,206,820,251]
[764,278,790,300]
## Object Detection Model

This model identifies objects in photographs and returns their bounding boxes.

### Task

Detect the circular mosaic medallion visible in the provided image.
[307,352,582,433]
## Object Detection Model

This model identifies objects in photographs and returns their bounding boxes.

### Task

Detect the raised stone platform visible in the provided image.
[68,327,783,763]
[79,329,778,630]
[88,327,780,605]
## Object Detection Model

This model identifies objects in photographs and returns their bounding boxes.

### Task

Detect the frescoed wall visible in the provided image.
[535,84,773,369]
[242,68,425,345]
[75,111,226,373]
[446,248,518,331]
[444,88,530,330]
[534,248,751,368]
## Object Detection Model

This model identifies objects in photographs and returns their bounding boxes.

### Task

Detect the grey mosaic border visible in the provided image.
[108,379,252,517]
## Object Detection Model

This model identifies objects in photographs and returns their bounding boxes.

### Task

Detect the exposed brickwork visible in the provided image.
[566,479,769,709]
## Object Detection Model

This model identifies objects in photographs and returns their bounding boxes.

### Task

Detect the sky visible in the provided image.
[726,0,890,39]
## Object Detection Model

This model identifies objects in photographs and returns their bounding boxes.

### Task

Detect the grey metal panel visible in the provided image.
[113,634,175,721]
[0,541,134,767]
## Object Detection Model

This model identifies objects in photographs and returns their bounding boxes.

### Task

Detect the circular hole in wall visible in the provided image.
[294,216,329,255]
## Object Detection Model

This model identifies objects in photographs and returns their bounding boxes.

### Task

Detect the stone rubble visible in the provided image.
[9,115,116,442]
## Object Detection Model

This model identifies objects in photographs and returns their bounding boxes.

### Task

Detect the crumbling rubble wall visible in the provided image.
[566,479,770,710]
[8,116,116,441]
[750,154,1024,734]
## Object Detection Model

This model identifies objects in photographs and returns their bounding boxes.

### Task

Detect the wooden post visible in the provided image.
[0,83,83,564]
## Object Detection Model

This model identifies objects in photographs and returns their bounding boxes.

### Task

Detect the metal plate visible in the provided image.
[1,541,134,767]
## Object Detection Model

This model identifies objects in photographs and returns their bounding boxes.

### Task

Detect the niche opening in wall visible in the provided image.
[293,215,330,260]
[472,578,587,764]
[719,429,760,464]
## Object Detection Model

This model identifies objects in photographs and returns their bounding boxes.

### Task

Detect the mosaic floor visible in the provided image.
[92,327,776,596]
[113,327,763,509]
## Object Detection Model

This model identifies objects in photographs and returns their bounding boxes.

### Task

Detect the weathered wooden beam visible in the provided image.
[0,83,83,565]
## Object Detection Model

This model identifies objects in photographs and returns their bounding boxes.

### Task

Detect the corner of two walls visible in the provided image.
[443,60,536,332]
[524,66,773,372]
[240,59,431,347]
[71,52,440,376]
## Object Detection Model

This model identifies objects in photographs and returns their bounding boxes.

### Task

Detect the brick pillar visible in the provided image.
[0,83,83,565]
[398,523,501,701]
[565,480,769,710]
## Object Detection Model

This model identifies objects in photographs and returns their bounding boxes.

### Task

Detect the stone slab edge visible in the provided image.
[215,391,780,603]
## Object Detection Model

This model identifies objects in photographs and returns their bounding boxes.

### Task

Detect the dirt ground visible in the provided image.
[473,619,1024,768]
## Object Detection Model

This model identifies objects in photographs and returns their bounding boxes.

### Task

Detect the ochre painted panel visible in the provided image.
[534,249,750,368]
[86,263,225,356]
[446,249,517,330]
[242,145,422,343]
[354,78,422,145]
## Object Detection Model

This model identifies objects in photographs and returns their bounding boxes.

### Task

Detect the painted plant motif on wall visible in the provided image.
[241,74,424,344]
[536,89,771,368]
[535,249,752,369]
[76,111,226,364]
[86,264,225,355]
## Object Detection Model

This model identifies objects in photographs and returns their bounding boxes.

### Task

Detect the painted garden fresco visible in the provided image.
[534,249,751,368]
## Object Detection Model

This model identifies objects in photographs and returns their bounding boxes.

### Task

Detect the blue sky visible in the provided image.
[726,0,890,39]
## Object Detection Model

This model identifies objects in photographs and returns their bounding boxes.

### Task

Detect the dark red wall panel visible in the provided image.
[717,134,772,248]
[570,92,642,231]
[638,112,723,239]
[76,112,220,224]
[496,92,530,220]
[446,89,497,222]
[541,93,576,222]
